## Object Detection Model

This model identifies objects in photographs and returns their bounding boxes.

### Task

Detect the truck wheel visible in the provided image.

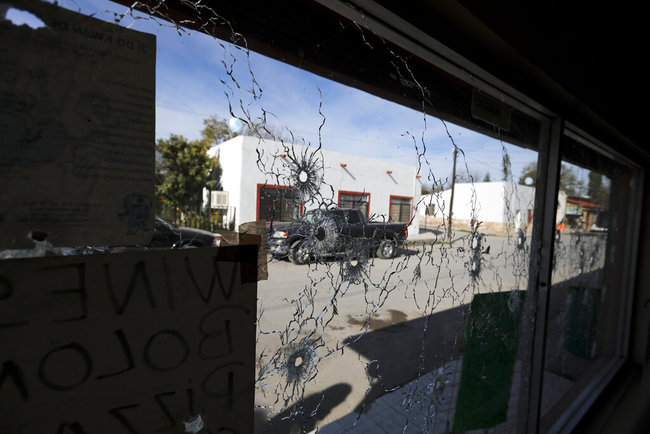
[289,240,310,265]
[376,239,396,259]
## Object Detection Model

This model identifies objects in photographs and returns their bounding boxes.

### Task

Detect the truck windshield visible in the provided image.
[300,210,323,224]
[300,210,346,226]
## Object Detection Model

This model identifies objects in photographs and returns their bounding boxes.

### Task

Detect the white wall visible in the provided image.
[211,136,420,236]
[418,182,535,227]
[502,182,536,228]
[207,135,244,222]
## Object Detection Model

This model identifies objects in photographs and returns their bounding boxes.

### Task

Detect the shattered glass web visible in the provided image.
[59,1,548,432]
[540,160,611,419]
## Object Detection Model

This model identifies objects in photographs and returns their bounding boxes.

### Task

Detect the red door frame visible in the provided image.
[256,183,303,222]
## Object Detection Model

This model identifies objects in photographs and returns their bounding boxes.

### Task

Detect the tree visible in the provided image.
[200,114,288,145]
[242,121,288,141]
[588,171,609,205]
[501,153,512,181]
[483,171,492,182]
[518,161,586,196]
[518,162,537,186]
[560,166,586,196]
[155,134,219,212]
[155,114,289,213]
[200,115,237,146]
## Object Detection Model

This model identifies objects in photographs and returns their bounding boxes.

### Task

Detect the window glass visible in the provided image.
[1,1,541,432]
[339,192,369,218]
[259,185,301,222]
[540,135,635,430]
[389,196,412,222]
[5,1,639,433]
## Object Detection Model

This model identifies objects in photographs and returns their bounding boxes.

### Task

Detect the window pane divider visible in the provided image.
[522,117,563,433]
[548,357,626,432]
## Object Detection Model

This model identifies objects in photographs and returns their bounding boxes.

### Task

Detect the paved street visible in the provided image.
[254,233,529,433]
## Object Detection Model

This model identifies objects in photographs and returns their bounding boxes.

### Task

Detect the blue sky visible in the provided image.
[14,0,538,185]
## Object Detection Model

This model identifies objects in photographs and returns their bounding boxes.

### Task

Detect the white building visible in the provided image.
[418,181,536,232]
[208,136,421,236]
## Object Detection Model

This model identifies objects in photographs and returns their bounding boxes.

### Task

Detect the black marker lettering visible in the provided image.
[108,403,140,433]
[104,260,156,315]
[56,422,88,434]
[143,330,189,371]
[185,258,239,302]
[0,360,29,401]
[161,256,175,309]
[198,306,248,360]
[153,391,177,430]
[39,343,92,391]
[39,263,87,323]
[202,362,242,407]
[96,329,135,379]
[187,388,195,416]
[0,274,28,329]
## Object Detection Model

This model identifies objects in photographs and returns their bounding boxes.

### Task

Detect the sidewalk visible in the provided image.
[315,359,464,433]
[316,358,522,433]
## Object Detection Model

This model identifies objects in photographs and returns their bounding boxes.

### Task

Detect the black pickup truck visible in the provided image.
[267,208,408,264]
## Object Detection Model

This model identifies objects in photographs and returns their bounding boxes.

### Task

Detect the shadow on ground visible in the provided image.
[343,304,470,413]
[254,383,352,434]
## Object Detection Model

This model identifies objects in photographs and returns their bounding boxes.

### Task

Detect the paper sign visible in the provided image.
[239,221,268,281]
[471,90,511,132]
[0,0,156,248]
[0,246,258,433]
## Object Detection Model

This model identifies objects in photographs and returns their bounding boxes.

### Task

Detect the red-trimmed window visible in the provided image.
[389,195,412,222]
[338,191,370,219]
[257,184,302,222]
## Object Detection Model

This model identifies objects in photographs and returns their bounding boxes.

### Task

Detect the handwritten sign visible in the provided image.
[0,246,257,433]
[0,0,155,248]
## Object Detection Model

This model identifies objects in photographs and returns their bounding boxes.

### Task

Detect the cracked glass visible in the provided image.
[539,133,634,431]
[0,1,639,433]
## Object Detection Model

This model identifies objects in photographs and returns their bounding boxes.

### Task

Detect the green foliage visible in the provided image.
[518,162,537,186]
[421,181,444,195]
[588,171,609,205]
[559,166,586,196]
[155,114,287,215]
[518,161,586,196]
[201,114,287,144]
[501,153,511,181]
[155,134,218,212]
[201,115,237,145]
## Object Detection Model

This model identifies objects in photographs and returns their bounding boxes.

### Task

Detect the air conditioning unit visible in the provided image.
[211,191,229,209]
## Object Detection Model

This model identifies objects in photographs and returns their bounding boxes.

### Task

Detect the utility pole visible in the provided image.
[448,147,457,241]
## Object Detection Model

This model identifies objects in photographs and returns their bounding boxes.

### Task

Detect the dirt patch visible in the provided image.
[347,309,408,330]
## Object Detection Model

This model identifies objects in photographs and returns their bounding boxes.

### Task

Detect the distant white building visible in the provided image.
[418,181,536,232]
[207,136,421,236]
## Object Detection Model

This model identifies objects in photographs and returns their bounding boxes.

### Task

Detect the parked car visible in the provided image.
[148,216,222,249]
[0,216,222,259]
[104,216,223,253]
[267,208,408,264]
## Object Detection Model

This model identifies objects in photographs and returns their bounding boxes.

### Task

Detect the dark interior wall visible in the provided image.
[140,0,648,160]
[374,0,648,161]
